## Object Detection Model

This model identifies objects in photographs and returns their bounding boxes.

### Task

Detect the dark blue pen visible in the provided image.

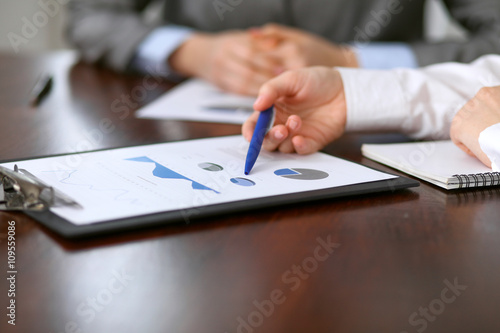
[244,106,275,175]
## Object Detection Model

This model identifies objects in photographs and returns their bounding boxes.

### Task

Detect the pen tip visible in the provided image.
[244,171,249,175]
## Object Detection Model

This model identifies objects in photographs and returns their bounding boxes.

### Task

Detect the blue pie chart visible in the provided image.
[230,178,256,187]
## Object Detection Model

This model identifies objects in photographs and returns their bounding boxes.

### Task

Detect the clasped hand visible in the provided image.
[169,24,358,96]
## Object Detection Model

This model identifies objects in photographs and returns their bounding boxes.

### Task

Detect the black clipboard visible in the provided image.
[1,137,419,239]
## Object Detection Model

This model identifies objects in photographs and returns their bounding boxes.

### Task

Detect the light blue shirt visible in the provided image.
[132,26,193,81]
[133,27,418,79]
[355,42,418,69]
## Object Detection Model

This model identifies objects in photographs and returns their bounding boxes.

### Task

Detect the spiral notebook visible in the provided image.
[362,140,500,190]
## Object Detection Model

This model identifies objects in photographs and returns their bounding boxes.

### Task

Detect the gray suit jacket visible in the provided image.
[67,0,500,72]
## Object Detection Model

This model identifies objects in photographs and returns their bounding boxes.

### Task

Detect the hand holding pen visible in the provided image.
[242,67,348,156]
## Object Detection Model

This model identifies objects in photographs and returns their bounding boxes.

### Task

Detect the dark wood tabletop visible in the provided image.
[0,51,499,333]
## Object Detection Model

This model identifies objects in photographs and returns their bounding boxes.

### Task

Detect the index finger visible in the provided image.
[253,71,301,112]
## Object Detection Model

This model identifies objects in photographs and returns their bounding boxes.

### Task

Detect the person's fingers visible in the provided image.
[243,111,290,152]
[461,134,493,168]
[292,136,324,155]
[253,71,301,111]
[243,54,283,78]
[249,28,281,51]
[451,128,483,161]
[231,41,283,77]
[258,23,296,39]
[217,57,270,95]
[251,24,280,38]
[262,125,289,151]
[216,74,261,96]
[286,115,301,132]
[253,92,276,112]
[265,42,307,70]
[256,36,281,51]
[475,149,493,168]
[451,103,495,169]
[455,141,471,155]
[276,115,302,153]
[251,54,284,76]
[229,55,271,82]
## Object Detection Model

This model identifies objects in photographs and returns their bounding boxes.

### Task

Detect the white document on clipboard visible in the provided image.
[0,136,399,226]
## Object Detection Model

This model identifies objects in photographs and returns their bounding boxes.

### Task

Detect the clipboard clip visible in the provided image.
[0,165,80,211]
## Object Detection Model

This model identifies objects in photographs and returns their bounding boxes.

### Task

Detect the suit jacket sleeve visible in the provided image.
[411,0,500,66]
[67,0,160,72]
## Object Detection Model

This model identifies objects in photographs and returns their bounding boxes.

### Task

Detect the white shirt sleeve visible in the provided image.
[479,123,500,172]
[337,55,500,140]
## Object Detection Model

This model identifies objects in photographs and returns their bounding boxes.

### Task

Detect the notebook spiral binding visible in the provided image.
[453,172,500,188]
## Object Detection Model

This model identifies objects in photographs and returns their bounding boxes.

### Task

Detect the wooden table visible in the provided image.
[1,52,499,333]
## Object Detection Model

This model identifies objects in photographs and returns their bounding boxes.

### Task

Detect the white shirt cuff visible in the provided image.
[337,67,408,133]
[478,123,500,171]
[133,26,193,80]
[353,43,418,69]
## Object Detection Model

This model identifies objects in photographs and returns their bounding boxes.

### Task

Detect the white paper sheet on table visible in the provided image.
[135,79,256,124]
[0,136,397,226]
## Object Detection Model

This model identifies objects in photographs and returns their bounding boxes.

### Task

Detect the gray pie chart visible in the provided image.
[198,162,224,172]
[274,168,329,180]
